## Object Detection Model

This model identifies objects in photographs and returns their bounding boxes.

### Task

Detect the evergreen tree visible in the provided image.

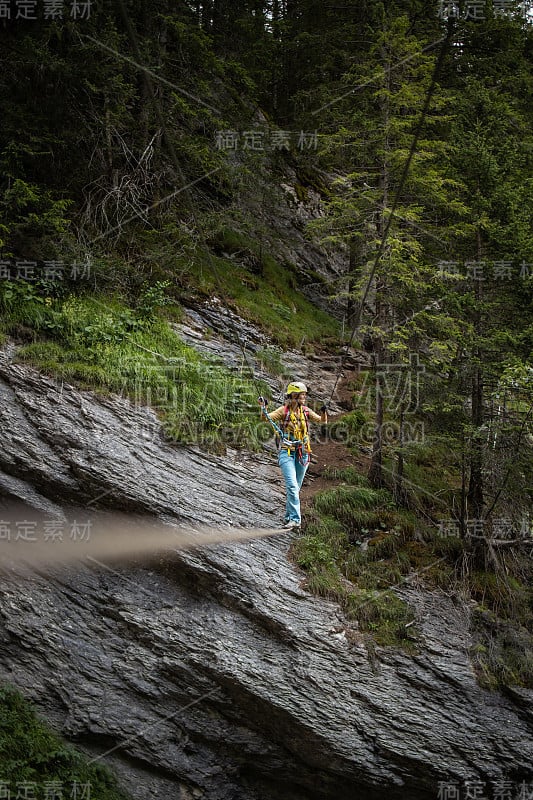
[309,12,460,487]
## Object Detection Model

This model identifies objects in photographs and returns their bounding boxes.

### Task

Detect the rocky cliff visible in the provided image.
[0,343,532,800]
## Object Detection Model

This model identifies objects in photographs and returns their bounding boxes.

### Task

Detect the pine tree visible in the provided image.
[309,12,461,487]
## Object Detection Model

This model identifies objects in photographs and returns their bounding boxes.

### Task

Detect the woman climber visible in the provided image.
[259,381,328,531]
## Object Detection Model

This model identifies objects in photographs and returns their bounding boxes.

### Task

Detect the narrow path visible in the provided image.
[300,370,371,511]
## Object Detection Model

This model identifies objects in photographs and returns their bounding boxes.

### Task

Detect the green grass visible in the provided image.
[294,462,533,685]
[0,232,338,448]
[1,287,269,452]
[471,609,533,689]
[172,232,341,349]
[0,685,129,800]
[292,483,419,649]
[128,223,341,348]
[322,465,368,485]
[256,346,291,378]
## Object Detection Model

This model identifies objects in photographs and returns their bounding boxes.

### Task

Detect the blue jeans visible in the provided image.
[278,448,309,525]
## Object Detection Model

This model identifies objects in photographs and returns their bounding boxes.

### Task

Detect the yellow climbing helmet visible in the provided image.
[285,381,308,396]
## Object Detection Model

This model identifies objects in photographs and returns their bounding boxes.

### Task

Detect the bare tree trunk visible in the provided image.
[104,98,114,184]
[347,236,360,328]
[460,427,467,538]
[368,41,390,490]
[369,342,384,488]
[468,231,485,521]
[394,404,405,502]
[468,361,484,519]
[154,16,167,154]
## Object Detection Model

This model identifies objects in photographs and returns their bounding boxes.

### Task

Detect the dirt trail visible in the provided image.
[300,368,370,509]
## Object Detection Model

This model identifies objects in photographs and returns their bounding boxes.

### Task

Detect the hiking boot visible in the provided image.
[283,520,300,531]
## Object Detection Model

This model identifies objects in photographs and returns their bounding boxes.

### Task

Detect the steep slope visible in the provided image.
[0,345,531,800]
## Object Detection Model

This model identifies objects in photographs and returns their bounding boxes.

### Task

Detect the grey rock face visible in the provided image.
[174,303,352,414]
[0,347,531,800]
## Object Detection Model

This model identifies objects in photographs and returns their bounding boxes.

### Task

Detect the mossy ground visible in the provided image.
[294,435,533,687]
[292,476,420,650]
[0,686,129,800]
[176,229,341,350]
